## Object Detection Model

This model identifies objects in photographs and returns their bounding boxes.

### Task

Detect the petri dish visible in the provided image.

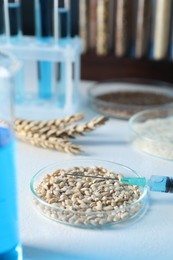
[88,79,173,120]
[30,159,148,228]
[129,106,173,161]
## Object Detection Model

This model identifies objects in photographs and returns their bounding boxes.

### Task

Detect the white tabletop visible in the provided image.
[16,81,173,260]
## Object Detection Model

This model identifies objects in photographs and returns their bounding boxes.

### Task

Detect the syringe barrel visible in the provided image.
[148,175,173,193]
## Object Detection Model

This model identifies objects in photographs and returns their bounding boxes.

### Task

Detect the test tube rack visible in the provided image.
[0,36,82,116]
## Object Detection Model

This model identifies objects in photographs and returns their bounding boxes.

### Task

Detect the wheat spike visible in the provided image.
[57,116,109,139]
[15,116,108,140]
[33,116,108,139]
[15,115,108,154]
[16,132,81,154]
[14,113,84,132]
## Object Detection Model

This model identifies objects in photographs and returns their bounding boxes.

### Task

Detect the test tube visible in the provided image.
[79,0,89,53]
[115,0,132,57]
[35,0,54,99]
[2,0,24,102]
[135,0,151,58]
[4,0,22,43]
[58,0,70,39]
[54,0,71,107]
[35,0,71,102]
[0,1,5,41]
[153,0,172,60]
[89,0,97,51]
[96,0,109,55]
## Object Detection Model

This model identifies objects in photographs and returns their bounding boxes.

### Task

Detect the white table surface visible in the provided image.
[16,81,173,260]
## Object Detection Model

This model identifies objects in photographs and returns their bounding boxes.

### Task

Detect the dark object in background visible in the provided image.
[70,0,79,36]
[38,0,53,37]
[0,0,22,37]
[8,0,22,36]
[20,0,78,36]
[0,0,4,35]
[21,0,35,35]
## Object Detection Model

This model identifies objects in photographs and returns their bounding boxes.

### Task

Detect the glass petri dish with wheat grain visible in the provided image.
[30,159,148,228]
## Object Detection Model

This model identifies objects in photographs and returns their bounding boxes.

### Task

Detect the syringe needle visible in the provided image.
[121,177,147,187]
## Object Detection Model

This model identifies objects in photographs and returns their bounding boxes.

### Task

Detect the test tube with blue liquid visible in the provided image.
[54,0,71,107]
[35,0,54,99]
[0,52,22,259]
[35,0,71,104]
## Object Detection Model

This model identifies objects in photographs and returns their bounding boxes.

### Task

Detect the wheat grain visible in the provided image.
[16,116,108,139]
[15,115,108,154]
[14,113,84,132]
[16,132,81,154]
[56,116,108,139]
[33,166,142,226]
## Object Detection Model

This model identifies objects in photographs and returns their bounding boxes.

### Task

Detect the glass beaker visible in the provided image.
[0,51,22,259]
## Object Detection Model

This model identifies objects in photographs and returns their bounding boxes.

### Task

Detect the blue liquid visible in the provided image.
[8,2,21,42]
[35,2,71,100]
[37,37,53,99]
[38,61,53,99]
[35,0,53,99]
[57,62,66,107]
[0,127,21,259]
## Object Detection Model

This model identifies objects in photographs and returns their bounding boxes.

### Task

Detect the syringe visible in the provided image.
[64,173,173,193]
[121,175,173,193]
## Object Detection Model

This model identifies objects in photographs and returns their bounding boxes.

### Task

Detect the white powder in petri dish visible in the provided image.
[133,117,173,160]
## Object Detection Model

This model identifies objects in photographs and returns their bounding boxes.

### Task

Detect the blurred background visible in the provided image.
[19,0,173,83]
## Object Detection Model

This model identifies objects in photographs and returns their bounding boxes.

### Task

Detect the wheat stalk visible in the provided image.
[14,113,84,132]
[16,132,81,154]
[52,116,109,139]
[15,115,108,154]
[16,116,108,140]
